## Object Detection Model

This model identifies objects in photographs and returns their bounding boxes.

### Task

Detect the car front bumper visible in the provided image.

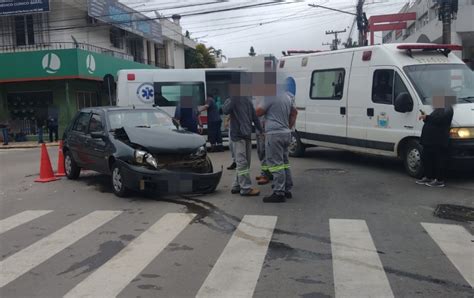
[449,139,474,170]
[117,160,222,194]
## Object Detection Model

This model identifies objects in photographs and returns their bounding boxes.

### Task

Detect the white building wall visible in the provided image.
[174,45,185,69]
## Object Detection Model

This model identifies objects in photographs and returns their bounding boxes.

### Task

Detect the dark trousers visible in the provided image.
[208,120,222,145]
[422,145,448,181]
[49,126,58,142]
[2,127,8,145]
[38,127,44,143]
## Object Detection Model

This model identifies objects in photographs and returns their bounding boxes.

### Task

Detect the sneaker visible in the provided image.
[227,162,237,170]
[255,175,266,180]
[426,179,446,188]
[231,187,240,194]
[241,188,260,196]
[257,177,270,185]
[416,177,433,185]
[285,191,292,199]
[263,193,286,203]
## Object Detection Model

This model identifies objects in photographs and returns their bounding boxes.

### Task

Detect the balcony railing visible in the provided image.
[0,42,134,61]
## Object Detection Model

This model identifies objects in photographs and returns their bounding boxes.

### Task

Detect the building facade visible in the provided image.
[0,0,195,140]
[382,0,474,68]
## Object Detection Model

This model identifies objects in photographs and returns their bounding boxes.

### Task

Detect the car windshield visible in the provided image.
[108,109,175,130]
[403,64,474,104]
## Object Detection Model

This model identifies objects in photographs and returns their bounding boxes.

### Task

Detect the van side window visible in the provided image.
[393,72,409,101]
[72,113,91,133]
[372,70,394,104]
[310,69,345,100]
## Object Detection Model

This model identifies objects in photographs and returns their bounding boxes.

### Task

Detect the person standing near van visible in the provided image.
[256,83,298,203]
[222,74,262,196]
[416,96,454,187]
[48,116,59,142]
[200,94,223,152]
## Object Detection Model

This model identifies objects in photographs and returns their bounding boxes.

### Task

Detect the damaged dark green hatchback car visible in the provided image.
[62,106,222,197]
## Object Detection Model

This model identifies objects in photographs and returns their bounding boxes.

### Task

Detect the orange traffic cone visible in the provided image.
[35,143,60,183]
[56,140,66,177]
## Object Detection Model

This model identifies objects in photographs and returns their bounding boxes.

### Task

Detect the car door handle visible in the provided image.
[340,107,346,115]
[296,106,306,111]
[367,108,374,117]
[404,125,414,129]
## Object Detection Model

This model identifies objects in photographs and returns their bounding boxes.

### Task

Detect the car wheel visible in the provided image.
[64,151,81,180]
[289,131,305,157]
[111,163,129,197]
[403,139,424,178]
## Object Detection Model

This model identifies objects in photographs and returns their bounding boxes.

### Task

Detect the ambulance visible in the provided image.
[116,68,245,125]
[279,43,474,177]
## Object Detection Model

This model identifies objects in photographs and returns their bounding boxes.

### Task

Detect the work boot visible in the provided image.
[415,177,432,185]
[227,162,236,170]
[285,191,292,199]
[231,187,241,194]
[426,179,446,188]
[263,193,286,203]
[255,175,266,180]
[257,176,270,185]
[241,188,260,196]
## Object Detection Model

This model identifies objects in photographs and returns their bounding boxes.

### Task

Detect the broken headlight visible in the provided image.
[190,146,206,159]
[134,150,158,169]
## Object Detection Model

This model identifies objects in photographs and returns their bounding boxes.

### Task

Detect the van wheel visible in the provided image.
[403,140,424,178]
[289,131,305,157]
[111,163,129,197]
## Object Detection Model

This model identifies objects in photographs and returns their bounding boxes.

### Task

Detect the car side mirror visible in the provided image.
[394,92,413,113]
[90,131,106,139]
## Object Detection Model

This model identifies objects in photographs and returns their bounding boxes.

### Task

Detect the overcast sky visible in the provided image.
[120,0,413,58]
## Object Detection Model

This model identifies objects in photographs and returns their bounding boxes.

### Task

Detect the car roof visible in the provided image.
[79,106,163,113]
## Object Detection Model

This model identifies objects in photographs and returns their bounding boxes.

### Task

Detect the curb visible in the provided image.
[0,143,59,150]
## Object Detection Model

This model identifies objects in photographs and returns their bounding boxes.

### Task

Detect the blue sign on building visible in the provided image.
[0,0,50,16]
[87,0,162,44]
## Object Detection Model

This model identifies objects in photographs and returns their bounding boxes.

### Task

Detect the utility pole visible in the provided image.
[325,29,346,50]
[438,0,458,44]
[356,0,368,46]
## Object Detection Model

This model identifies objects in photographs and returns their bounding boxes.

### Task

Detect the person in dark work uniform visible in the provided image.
[200,94,223,152]
[48,116,59,142]
[416,96,455,187]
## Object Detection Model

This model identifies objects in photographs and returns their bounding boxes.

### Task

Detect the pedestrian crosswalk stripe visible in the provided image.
[421,222,474,288]
[0,210,121,288]
[0,210,53,235]
[64,213,196,298]
[196,215,277,298]
[330,219,394,298]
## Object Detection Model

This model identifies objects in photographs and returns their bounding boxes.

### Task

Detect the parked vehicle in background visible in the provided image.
[62,106,222,197]
[279,44,474,177]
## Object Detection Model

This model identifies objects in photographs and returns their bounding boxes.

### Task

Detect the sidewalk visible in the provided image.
[0,141,59,149]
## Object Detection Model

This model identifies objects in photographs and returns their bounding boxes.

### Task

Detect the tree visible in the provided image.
[209,47,226,61]
[185,43,216,68]
[249,46,256,56]
[343,38,358,48]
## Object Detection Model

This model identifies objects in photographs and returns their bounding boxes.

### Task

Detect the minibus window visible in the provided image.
[310,69,345,100]
[153,82,205,107]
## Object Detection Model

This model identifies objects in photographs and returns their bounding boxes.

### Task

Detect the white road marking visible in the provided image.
[196,215,277,298]
[0,210,53,235]
[422,222,474,287]
[0,210,121,288]
[64,212,196,298]
[330,219,394,298]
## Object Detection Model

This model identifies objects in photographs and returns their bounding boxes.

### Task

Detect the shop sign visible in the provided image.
[0,0,50,16]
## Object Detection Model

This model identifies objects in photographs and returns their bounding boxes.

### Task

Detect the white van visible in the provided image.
[116,68,245,124]
[279,44,474,177]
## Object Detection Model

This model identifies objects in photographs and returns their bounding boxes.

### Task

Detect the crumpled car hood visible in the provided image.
[118,126,206,155]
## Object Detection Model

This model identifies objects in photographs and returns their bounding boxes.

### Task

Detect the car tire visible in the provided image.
[289,131,305,157]
[111,163,129,197]
[403,139,424,178]
[64,151,81,180]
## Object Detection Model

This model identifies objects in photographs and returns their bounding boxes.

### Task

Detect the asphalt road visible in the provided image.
[0,146,473,298]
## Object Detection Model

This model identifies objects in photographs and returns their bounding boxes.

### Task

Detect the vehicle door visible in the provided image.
[68,112,92,167]
[84,112,109,173]
[366,67,418,154]
[305,55,351,144]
